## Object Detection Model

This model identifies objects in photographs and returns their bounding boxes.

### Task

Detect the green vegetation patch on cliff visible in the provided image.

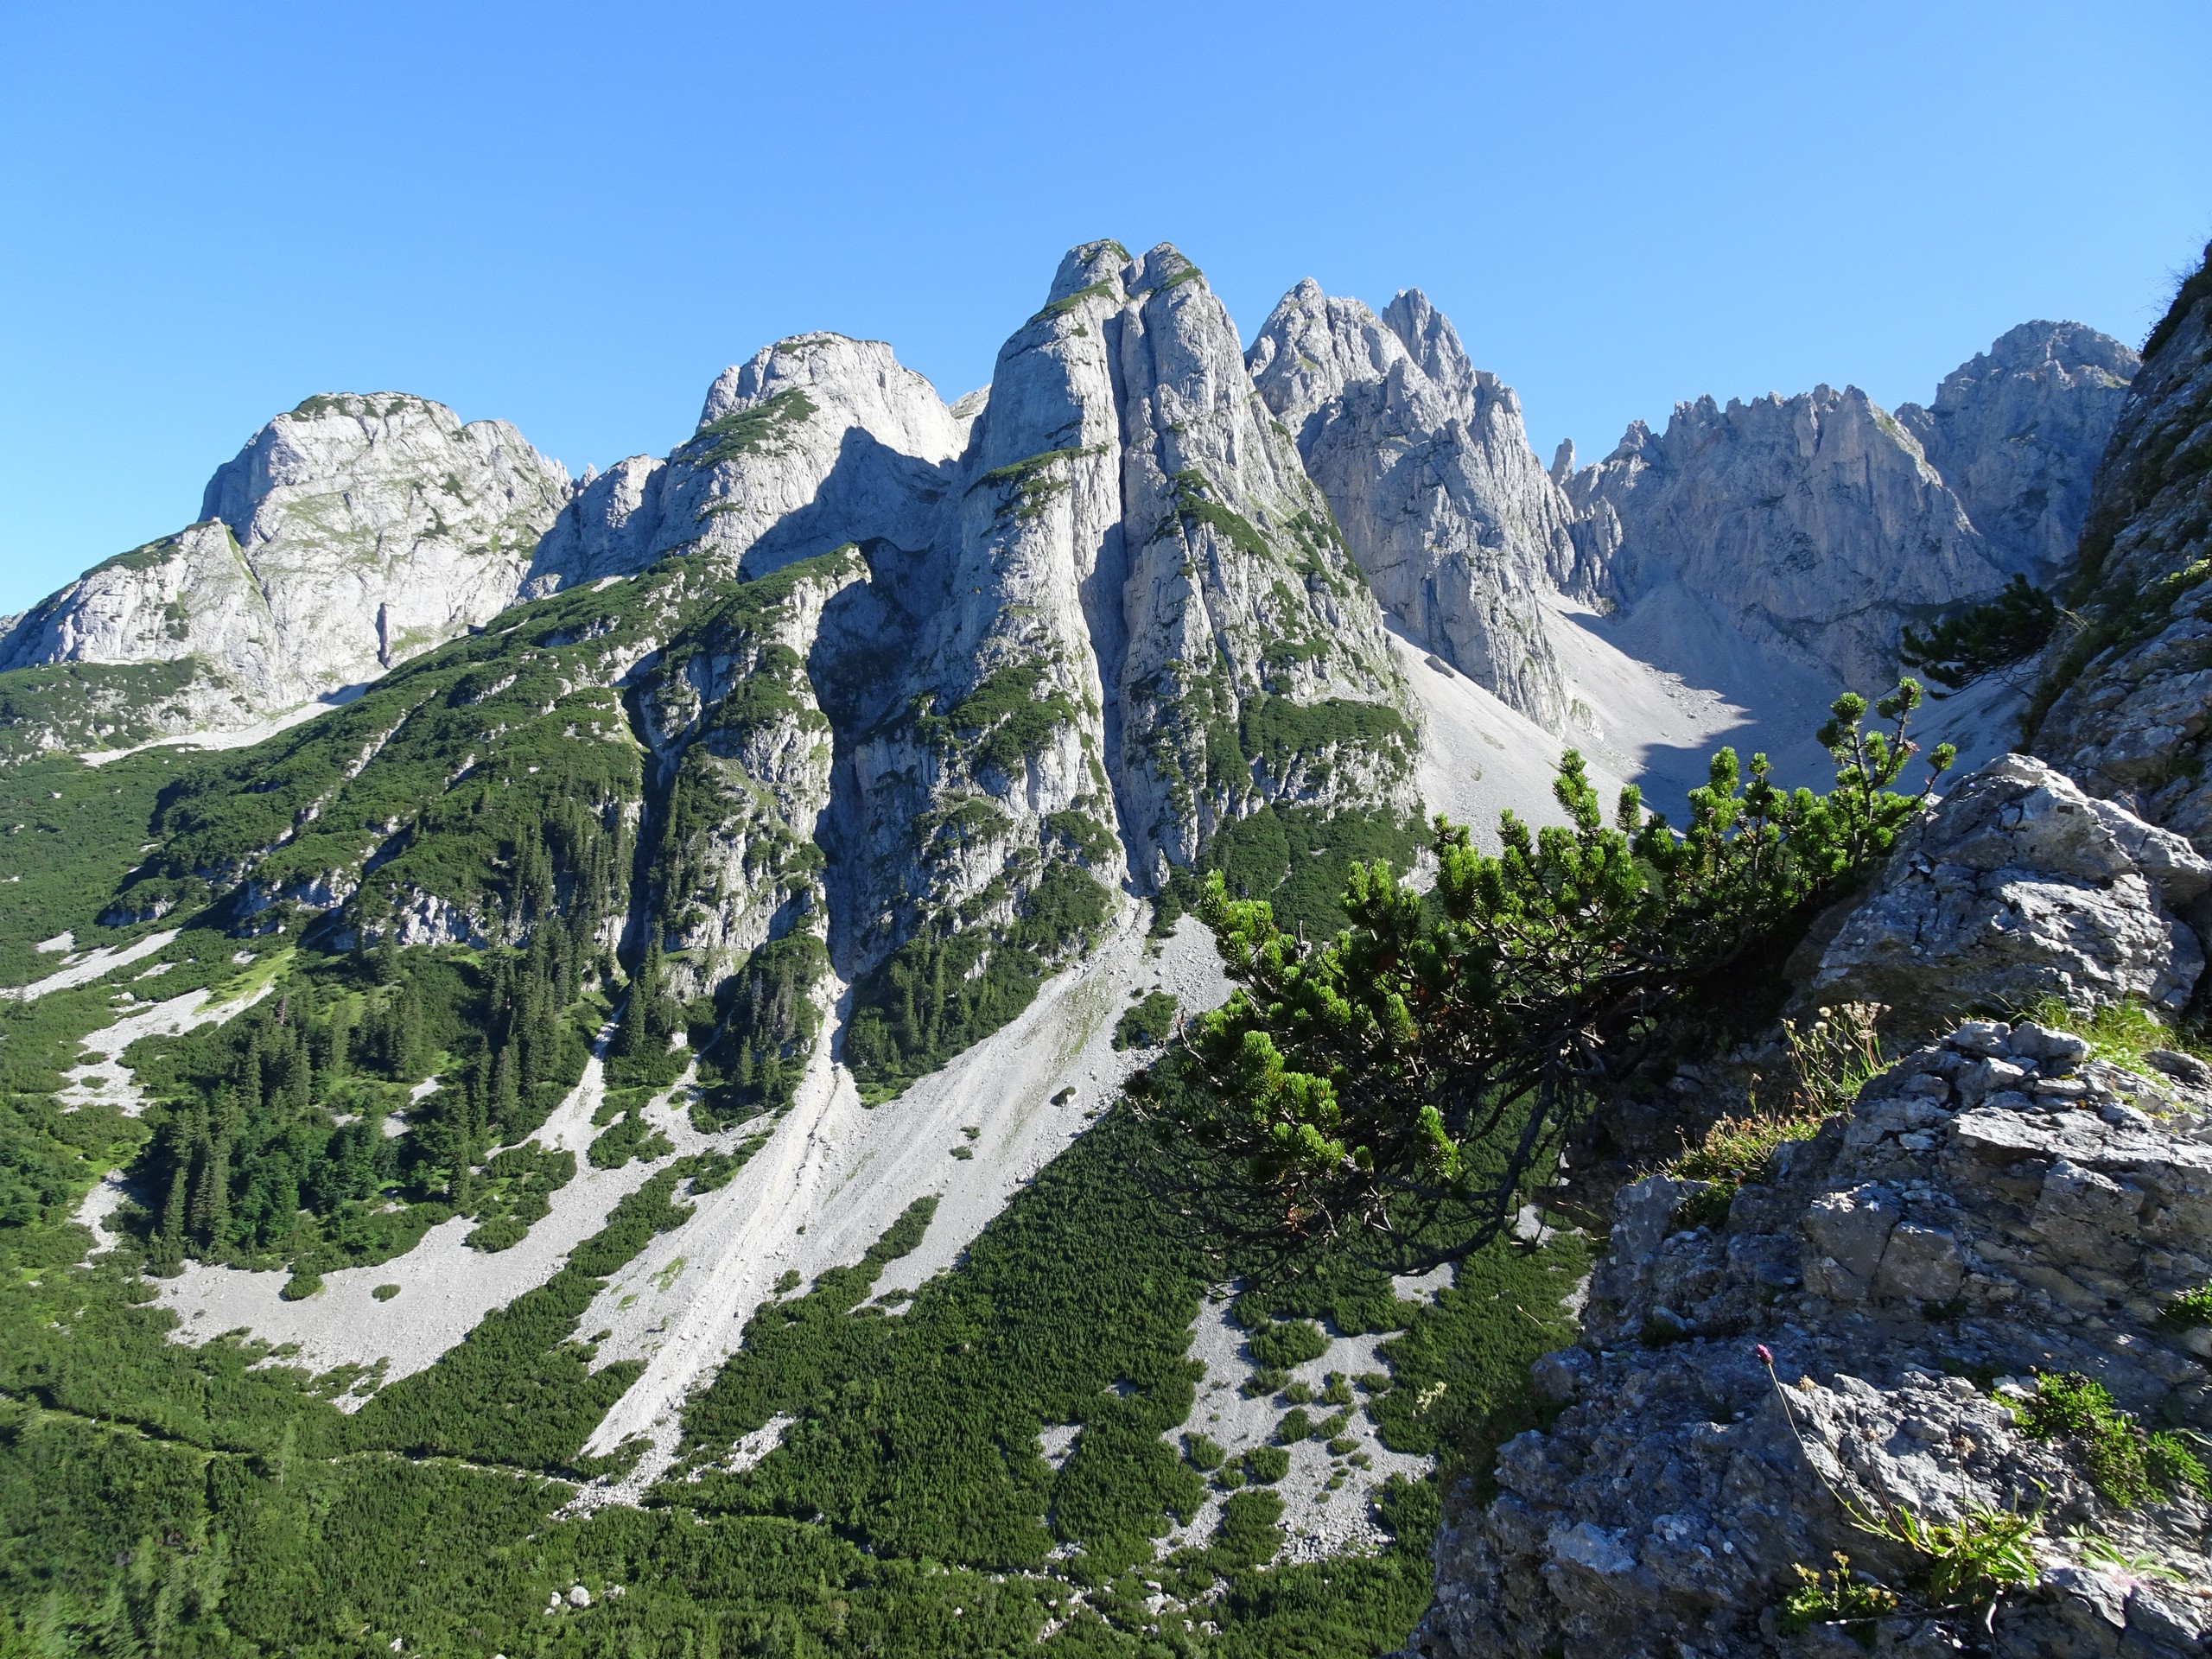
[1154,801,1425,946]
[683,387,819,469]
[842,861,1112,1101]
[0,659,213,769]
[694,931,830,1128]
[124,938,596,1279]
[918,661,1079,778]
[0,748,189,987]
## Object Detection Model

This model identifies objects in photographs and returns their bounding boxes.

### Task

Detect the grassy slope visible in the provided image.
[0,1057,1583,1656]
[0,531,1569,1655]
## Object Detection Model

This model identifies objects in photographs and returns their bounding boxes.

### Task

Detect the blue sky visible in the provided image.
[3,1,2207,615]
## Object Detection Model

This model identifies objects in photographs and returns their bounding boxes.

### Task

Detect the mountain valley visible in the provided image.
[0,233,2201,1659]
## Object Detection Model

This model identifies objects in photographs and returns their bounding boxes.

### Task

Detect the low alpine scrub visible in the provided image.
[1158,684,1950,1240]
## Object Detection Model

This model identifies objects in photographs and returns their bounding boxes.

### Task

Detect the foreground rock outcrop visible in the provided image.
[1797,753,2212,1020]
[1408,1019,2212,1659]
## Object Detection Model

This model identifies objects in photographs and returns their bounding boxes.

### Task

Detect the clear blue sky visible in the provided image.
[3,1,2207,615]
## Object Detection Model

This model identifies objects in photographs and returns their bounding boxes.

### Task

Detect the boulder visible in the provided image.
[1798,753,2211,1022]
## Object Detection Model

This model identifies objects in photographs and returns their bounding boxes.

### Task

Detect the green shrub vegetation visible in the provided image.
[1241,1445,1289,1484]
[2164,1283,2212,1328]
[694,932,828,1127]
[683,387,818,468]
[1159,685,1950,1236]
[125,939,594,1277]
[1244,1318,1327,1370]
[0,748,188,987]
[1898,574,2059,694]
[1154,802,1426,948]
[842,861,1112,1099]
[0,659,212,770]
[1112,990,1179,1051]
[2016,1371,2211,1506]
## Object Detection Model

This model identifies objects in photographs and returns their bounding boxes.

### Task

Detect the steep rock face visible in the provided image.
[200,392,570,691]
[1249,281,1576,728]
[0,521,282,729]
[1562,386,2012,694]
[822,243,1416,1088]
[2032,247,2212,850]
[1409,1020,2212,1659]
[1798,753,2211,1019]
[54,239,1420,1109]
[522,334,963,594]
[632,551,866,1007]
[1897,321,2138,580]
[0,393,572,735]
[1103,248,1413,875]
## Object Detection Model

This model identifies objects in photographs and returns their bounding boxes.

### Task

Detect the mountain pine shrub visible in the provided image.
[1153,683,1951,1239]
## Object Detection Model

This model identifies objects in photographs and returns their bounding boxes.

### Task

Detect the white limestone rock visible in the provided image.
[522,334,963,594]
[826,240,1416,988]
[1,393,572,733]
[1799,753,2211,1019]
[1249,281,1578,728]
[1562,386,2013,695]
[1897,321,2138,580]
[200,392,570,690]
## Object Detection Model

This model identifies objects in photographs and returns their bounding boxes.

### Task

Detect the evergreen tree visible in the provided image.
[391,985,423,1080]
[1157,683,1953,1240]
[1899,574,2059,693]
[618,940,671,1057]
[321,998,352,1077]
[492,1042,519,1123]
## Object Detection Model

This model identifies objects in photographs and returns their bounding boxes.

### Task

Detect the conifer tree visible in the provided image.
[1155,683,1953,1240]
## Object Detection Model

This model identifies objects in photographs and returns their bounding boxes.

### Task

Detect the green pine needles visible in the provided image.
[1899,573,2060,695]
[1159,683,1953,1239]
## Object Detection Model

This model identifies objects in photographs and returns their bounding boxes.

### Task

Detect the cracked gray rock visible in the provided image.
[1897,321,2139,582]
[1798,753,2211,1020]
[2033,245,2212,856]
[1406,1017,2212,1659]
[1248,280,1580,727]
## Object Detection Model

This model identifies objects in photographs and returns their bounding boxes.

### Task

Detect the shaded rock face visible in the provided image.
[519,245,1414,992]
[521,334,966,595]
[1799,753,2210,1020]
[0,392,571,728]
[1561,385,2013,695]
[1249,281,1578,728]
[1410,1020,2212,1659]
[629,554,864,1004]
[2033,249,2212,852]
[818,240,1414,985]
[1897,321,2139,582]
[39,244,1415,1082]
